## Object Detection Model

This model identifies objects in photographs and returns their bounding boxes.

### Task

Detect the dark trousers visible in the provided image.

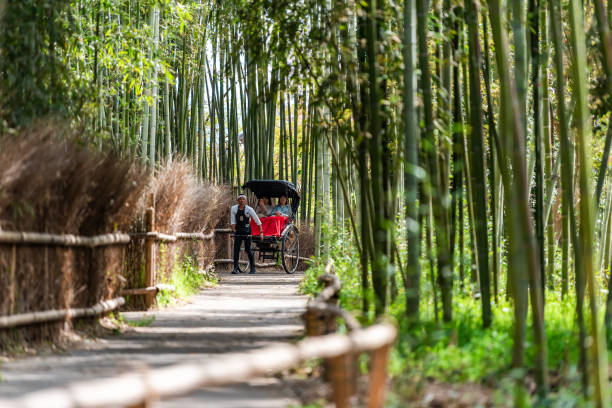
[233,234,255,270]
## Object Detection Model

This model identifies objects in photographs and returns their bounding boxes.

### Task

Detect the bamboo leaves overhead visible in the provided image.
[4,0,612,402]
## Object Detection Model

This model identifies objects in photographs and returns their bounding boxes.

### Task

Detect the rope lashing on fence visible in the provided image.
[305,302,361,332]
[303,261,361,337]
[0,229,216,247]
[302,259,389,407]
[127,219,216,306]
[314,274,342,304]
[0,323,396,408]
[0,231,131,247]
[0,297,125,329]
[0,230,217,246]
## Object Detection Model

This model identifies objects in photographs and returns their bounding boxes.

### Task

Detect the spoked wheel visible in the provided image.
[237,239,251,273]
[281,225,299,274]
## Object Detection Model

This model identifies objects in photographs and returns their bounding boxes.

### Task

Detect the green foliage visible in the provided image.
[300,223,373,318]
[391,295,580,384]
[0,0,82,128]
[156,255,217,307]
[111,312,156,327]
[289,404,325,408]
[303,219,598,405]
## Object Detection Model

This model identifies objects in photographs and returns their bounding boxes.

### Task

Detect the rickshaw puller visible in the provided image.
[230,194,263,274]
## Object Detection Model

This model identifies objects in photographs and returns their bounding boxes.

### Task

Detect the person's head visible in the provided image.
[279,195,287,206]
[237,194,247,207]
[263,196,271,205]
[257,197,266,207]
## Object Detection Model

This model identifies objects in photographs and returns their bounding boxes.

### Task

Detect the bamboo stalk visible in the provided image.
[487,0,541,375]
[549,0,588,391]
[465,0,492,328]
[144,208,156,308]
[148,5,160,167]
[567,0,609,401]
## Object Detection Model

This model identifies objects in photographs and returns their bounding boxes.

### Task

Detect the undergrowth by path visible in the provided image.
[156,254,218,308]
[300,226,597,407]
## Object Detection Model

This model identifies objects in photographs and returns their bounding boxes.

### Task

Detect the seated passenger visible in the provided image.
[255,197,273,218]
[272,195,292,217]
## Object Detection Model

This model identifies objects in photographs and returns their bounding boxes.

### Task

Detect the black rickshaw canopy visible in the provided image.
[242,179,300,215]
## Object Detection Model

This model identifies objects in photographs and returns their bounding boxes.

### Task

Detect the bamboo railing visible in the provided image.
[0,298,125,329]
[0,213,310,328]
[129,230,216,242]
[301,260,389,407]
[2,218,369,406]
[0,205,219,322]
[120,284,175,297]
[176,231,216,240]
[0,324,396,408]
[125,206,216,307]
[0,231,131,247]
[0,261,396,408]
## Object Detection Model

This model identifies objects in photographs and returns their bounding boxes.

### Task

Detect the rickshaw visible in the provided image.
[235,179,300,274]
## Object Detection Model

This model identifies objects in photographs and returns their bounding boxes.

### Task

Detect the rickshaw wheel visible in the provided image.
[282,224,299,274]
[237,240,251,273]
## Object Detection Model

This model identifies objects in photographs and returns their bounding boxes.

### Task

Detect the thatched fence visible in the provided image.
[0,129,233,346]
[0,213,217,333]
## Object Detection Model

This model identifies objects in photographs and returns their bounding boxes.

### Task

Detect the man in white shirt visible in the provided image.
[230,194,263,274]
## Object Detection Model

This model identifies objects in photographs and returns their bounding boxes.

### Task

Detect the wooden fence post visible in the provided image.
[127,400,150,408]
[319,274,338,334]
[144,207,156,308]
[301,265,367,407]
[303,308,324,337]
[226,232,232,260]
[328,352,357,408]
[9,244,16,314]
[367,344,391,408]
[323,276,357,407]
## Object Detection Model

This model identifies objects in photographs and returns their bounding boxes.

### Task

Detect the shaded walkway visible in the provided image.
[0,271,308,408]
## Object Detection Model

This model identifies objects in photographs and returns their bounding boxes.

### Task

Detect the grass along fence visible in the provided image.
[0,261,397,408]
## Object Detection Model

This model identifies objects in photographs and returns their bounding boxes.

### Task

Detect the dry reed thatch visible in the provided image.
[123,161,232,307]
[150,162,231,234]
[0,124,148,233]
[0,125,260,343]
[0,124,149,348]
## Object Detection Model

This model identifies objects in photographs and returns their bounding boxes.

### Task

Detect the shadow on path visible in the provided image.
[0,270,308,408]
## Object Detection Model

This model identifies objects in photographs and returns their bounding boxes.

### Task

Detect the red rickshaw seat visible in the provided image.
[251,216,288,237]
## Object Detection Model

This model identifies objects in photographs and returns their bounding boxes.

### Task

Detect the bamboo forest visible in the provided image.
[5,0,612,406]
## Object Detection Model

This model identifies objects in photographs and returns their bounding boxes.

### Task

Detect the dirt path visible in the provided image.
[0,270,309,407]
